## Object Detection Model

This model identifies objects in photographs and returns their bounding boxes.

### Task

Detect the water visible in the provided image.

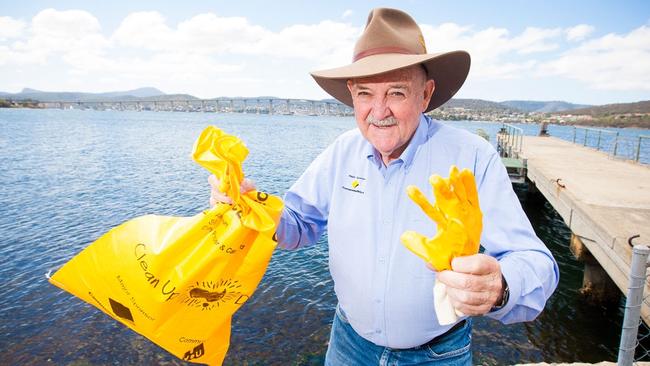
[0,108,647,365]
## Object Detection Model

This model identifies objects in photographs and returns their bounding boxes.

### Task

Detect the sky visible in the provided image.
[1,0,649,105]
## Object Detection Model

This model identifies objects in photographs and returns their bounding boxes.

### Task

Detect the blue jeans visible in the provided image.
[324,306,472,366]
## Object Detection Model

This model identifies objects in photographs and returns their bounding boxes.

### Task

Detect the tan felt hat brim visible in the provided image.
[310,50,470,112]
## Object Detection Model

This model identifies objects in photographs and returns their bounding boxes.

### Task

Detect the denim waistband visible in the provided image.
[410,319,467,350]
[336,304,468,351]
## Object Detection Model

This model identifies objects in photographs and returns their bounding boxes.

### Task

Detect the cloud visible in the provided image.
[1,8,647,99]
[420,23,557,79]
[111,11,175,50]
[538,25,650,91]
[566,24,595,41]
[0,16,26,40]
[1,9,108,66]
[111,11,358,61]
[0,9,358,96]
[511,27,562,54]
[32,8,101,36]
[418,21,649,94]
[342,10,353,19]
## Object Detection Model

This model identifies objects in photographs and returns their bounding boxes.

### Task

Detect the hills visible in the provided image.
[442,99,591,113]
[547,100,650,128]
[1,87,648,128]
[0,87,171,102]
[0,88,593,113]
[555,100,650,116]
[499,100,591,113]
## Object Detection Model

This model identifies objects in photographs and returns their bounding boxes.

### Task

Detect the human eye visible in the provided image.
[389,89,406,97]
[355,90,371,98]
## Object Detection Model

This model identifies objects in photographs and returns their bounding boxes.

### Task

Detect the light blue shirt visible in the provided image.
[277,114,559,349]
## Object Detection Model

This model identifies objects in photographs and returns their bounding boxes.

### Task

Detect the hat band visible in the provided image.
[353,46,415,62]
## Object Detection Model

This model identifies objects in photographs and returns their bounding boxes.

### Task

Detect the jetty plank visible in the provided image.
[519,136,650,323]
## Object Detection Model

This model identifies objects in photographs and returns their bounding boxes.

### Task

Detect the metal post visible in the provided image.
[508,126,513,147]
[613,132,620,157]
[636,136,642,163]
[584,129,588,146]
[618,245,650,366]
[597,130,602,150]
[573,127,577,143]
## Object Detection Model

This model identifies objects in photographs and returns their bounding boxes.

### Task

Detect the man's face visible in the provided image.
[347,65,434,164]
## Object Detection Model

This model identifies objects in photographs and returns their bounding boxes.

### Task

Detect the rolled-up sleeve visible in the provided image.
[476,148,559,323]
[275,141,336,250]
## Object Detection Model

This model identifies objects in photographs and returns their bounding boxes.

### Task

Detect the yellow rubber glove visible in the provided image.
[401,166,482,270]
[400,166,483,325]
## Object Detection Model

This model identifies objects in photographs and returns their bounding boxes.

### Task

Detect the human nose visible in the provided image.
[370,96,392,120]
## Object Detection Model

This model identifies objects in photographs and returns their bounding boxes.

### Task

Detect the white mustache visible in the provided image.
[366,115,398,127]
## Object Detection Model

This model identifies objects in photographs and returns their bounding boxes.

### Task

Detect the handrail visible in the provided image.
[497,123,524,159]
[572,126,619,154]
[636,135,650,163]
[571,127,649,163]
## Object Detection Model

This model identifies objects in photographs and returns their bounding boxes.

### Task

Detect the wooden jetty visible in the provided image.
[500,132,650,324]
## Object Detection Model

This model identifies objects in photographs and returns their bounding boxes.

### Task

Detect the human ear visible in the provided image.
[422,79,435,111]
[346,79,354,94]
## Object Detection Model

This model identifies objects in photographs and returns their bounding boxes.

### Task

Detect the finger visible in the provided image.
[208,174,220,189]
[430,175,454,205]
[447,286,493,308]
[442,275,496,308]
[449,166,467,203]
[400,231,432,263]
[451,253,499,275]
[210,189,233,205]
[240,178,257,193]
[444,278,501,315]
[406,185,446,227]
[437,269,494,295]
[437,270,476,291]
[209,173,230,193]
[459,169,480,207]
[448,298,492,316]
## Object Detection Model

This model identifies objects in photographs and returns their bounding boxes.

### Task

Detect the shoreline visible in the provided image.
[2,105,649,129]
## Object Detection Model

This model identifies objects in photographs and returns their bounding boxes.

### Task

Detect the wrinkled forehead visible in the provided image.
[349,65,426,86]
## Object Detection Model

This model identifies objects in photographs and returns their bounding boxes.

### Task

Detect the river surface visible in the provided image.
[0,109,648,365]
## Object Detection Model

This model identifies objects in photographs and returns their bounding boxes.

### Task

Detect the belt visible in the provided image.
[411,319,467,350]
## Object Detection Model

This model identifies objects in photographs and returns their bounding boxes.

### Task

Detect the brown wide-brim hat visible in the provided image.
[310,8,470,112]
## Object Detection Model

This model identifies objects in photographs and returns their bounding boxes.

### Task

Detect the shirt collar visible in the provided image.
[364,114,429,169]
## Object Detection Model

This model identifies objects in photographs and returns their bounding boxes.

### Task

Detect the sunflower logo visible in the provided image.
[351,179,360,188]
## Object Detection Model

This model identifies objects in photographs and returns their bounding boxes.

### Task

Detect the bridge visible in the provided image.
[36,98,354,116]
[498,125,650,325]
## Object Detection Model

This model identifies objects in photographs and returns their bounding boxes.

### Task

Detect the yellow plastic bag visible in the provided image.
[400,166,482,325]
[49,126,283,365]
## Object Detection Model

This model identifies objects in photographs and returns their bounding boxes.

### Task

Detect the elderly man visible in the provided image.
[211,7,558,365]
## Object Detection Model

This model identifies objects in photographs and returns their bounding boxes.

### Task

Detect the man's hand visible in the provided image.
[208,174,256,206]
[436,254,504,315]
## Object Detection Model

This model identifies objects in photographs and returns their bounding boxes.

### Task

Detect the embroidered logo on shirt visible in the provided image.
[342,174,365,194]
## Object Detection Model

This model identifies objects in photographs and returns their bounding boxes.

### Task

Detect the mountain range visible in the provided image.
[1,87,647,115]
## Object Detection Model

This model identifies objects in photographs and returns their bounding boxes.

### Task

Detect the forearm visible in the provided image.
[488,249,559,323]
[275,197,327,250]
